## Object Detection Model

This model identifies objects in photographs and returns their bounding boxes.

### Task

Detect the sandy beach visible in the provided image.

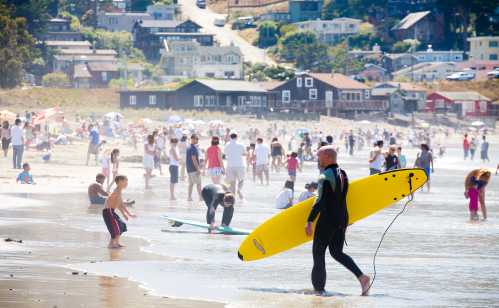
[1,112,498,307]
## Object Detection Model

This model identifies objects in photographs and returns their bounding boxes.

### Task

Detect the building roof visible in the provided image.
[383,82,427,92]
[467,36,499,41]
[54,54,117,62]
[434,91,491,102]
[371,88,398,97]
[392,11,430,30]
[101,12,150,17]
[362,63,387,72]
[295,17,361,25]
[49,18,70,23]
[195,79,267,93]
[384,53,417,60]
[58,49,117,56]
[155,32,213,37]
[45,40,91,47]
[393,62,455,75]
[257,81,285,91]
[87,62,119,72]
[308,73,369,90]
[73,64,91,79]
[136,19,182,28]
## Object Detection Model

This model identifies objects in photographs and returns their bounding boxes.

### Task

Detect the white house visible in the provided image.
[97,4,175,32]
[294,17,361,45]
[414,45,464,63]
[160,40,243,79]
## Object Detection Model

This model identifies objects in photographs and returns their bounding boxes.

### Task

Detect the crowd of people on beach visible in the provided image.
[1,110,496,296]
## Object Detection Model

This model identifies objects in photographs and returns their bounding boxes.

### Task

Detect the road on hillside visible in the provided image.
[178,0,276,65]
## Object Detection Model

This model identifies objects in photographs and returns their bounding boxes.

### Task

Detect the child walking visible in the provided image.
[103,175,136,248]
[286,152,300,182]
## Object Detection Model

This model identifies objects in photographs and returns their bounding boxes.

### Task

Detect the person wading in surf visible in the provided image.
[305,145,370,296]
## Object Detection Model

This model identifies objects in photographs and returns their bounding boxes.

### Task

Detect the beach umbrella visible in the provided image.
[167,115,183,124]
[471,121,485,127]
[0,110,17,122]
[34,107,62,124]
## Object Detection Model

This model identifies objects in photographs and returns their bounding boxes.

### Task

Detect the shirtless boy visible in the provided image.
[102,175,136,248]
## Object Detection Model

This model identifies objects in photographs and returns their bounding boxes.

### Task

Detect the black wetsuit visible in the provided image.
[202,184,233,226]
[307,164,363,292]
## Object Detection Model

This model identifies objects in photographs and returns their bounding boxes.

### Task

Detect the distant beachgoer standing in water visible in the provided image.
[480,136,489,163]
[270,137,284,173]
[178,135,188,181]
[11,119,24,169]
[168,138,180,200]
[397,146,407,168]
[186,134,202,202]
[102,175,136,249]
[1,121,11,157]
[86,124,100,166]
[224,133,246,199]
[415,144,434,192]
[286,152,300,182]
[247,143,256,182]
[470,137,477,160]
[255,138,270,185]
[205,136,225,184]
[143,135,156,189]
[463,134,470,160]
[305,146,370,296]
[464,169,491,221]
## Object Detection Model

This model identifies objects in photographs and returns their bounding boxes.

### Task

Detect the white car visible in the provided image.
[487,68,499,79]
[446,71,475,81]
[214,18,226,27]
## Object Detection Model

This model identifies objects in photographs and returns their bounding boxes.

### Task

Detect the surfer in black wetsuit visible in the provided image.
[305,145,371,296]
[202,184,235,232]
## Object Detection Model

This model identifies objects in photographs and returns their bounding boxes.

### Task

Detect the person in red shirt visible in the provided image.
[286,152,300,182]
[463,134,470,160]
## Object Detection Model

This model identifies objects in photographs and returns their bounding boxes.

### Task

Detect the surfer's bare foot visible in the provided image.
[313,289,326,296]
[359,275,371,296]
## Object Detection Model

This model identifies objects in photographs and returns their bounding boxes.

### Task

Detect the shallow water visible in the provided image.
[5,144,499,307]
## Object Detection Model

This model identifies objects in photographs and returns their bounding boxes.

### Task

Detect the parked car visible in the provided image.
[231,16,256,30]
[446,71,475,81]
[214,17,226,27]
[487,68,499,79]
[196,0,206,8]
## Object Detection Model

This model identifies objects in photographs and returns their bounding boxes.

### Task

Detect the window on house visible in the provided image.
[149,95,156,105]
[489,41,498,48]
[151,27,159,33]
[309,89,317,100]
[305,77,313,87]
[490,54,498,60]
[101,72,108,81]
[194,95,204,107]
[282,90,291,103]
[296,77,302,87]
[129,95,136,105]
[364,90,370,99]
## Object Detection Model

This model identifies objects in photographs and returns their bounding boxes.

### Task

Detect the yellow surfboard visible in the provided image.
[238,168,427,262]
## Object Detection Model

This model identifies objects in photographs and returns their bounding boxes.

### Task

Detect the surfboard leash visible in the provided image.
[366,173,415,294]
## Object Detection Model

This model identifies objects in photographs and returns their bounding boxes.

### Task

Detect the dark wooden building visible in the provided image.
[42,18,83,41]
[132,19,212,61]
[119,79,269,111]
[269,72,386,116]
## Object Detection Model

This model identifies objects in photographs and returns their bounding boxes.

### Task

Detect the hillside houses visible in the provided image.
[391,11,444,46]
[160,40,244,79]
[294,18,362,45]
[97,4,176,32]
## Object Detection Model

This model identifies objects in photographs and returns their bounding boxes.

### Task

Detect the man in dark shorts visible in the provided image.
[305,146,370,296]
[201,184,235,232]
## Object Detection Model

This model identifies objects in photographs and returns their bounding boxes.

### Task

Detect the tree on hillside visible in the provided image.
[3,0,51,37]
[279,31,318,61]
[131,0,154,11]
[295,42,331,72]
[329,43,363,75]
[0,4,37,88]
[60,0,112,26]
[258,21,279,48]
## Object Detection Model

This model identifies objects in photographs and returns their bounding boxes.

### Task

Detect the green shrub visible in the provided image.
[42,73,71,88]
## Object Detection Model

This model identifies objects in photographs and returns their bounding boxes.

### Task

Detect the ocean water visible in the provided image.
[6,144,499,307]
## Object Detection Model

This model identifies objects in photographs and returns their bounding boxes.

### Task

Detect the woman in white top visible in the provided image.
[168,138,180,200]
[144,135,156,189]
[178,135,188,181]
[369,141,385,175]
[1,121,11,157]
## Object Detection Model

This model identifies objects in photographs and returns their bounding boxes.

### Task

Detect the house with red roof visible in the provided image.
[426,91,491,118]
